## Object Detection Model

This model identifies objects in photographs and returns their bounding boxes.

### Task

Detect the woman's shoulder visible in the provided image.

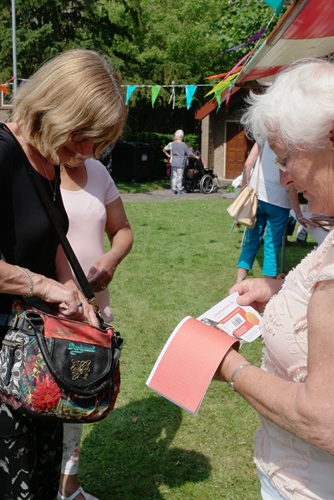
[84,159,118,202]
[0,124,16,151]
[85,158,113,182]
[0,124,21,175]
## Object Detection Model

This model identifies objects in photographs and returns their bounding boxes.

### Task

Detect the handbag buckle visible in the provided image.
[11,313,19,329]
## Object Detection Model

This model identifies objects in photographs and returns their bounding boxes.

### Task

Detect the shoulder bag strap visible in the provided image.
[27,166,95,303]
[249,146,261,195]
[0,123,95,303]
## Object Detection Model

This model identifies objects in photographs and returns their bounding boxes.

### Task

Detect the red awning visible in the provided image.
[236,0,334,85]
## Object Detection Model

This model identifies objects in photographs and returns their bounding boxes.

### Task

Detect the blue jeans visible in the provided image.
[238,200,290,277]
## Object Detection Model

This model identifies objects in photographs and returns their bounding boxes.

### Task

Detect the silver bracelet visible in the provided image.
[16,265,34,297]
[228,362,251,391]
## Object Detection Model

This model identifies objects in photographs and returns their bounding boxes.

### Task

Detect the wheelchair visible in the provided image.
[184,156,220,194]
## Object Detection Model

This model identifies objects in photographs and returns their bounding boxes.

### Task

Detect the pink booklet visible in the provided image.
[146,293,261,415]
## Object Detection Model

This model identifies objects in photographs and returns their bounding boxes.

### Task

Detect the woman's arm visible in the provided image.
[0,258,84,317]
[163,146,171,159]
[55,246,99,324]
[241,142,260,186]
[86,197,133,292]
[285,184,318,229]
[216,279,334,454]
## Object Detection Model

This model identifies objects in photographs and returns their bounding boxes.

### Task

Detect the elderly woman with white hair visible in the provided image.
[163,129,199,194]
[214,58,334,499]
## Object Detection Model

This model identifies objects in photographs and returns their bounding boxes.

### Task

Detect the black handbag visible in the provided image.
[0,136,123,422]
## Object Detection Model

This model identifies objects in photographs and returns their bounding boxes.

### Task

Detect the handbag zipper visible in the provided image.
[2,339,24,348]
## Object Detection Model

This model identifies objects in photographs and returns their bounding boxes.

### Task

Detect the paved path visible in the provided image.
[120,188,227,202]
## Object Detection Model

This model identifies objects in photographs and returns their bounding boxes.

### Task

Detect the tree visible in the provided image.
[0,0,286,133]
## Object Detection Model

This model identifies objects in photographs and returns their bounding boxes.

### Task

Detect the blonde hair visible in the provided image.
[12,49,127,163]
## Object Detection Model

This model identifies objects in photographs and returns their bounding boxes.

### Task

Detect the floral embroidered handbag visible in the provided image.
[0,153,122,422]
[0,300,122,422]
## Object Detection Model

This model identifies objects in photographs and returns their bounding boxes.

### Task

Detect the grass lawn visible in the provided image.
[79,195,315,499]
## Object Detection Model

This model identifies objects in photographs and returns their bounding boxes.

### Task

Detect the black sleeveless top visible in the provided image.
[0,125,68,315]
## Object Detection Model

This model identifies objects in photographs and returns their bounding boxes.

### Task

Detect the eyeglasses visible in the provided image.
[70,133,116,160]
[99,143,116,162]
[273,156,287,172]
[70,133,106,145]
[273,144,295,173]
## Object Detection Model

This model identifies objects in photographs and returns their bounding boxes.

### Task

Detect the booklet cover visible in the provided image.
[146,292,261,415]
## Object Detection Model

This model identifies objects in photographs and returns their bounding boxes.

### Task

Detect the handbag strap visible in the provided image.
[249,145,261,195]
[0,123,95,302]
[27,166,95,302]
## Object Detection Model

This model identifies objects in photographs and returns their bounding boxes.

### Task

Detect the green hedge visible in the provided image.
[123,131,200,151]
[119,132,201,179]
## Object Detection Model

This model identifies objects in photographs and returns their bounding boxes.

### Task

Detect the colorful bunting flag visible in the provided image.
[125,85,137,105]
[206,66,245,80]
[151,85,161,107]
[0,84,8,95]
[205,73,239,98]
[221,28,266,54]
[263,0,284,14]
[185,85,198,110]
[222,51,252,82]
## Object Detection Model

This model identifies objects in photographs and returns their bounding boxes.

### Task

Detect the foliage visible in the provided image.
[123,131,199,149]
[117,132,201,176]
[77,195,314,499]
[225,183,235,193]
[1,1,284,89]
[0,1,289,133]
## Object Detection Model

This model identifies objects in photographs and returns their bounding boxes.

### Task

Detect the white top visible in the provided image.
[250,141,291,209]
[61,159,119,322]
[255,230,334,498]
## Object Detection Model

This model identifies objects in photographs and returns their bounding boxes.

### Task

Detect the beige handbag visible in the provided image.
[226,155,260,229]
[226,184,258,228]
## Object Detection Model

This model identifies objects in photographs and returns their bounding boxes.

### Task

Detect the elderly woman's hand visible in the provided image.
[229,278,283,313]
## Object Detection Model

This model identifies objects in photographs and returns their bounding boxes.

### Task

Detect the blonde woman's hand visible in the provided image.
[33,274,99,325]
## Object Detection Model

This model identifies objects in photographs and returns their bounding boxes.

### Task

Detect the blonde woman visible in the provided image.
[0,49,126,499]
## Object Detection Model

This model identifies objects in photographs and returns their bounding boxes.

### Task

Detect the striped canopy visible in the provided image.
[236,0,334,85]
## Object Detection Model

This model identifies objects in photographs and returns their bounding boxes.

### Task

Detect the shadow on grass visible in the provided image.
[80,395,211,499]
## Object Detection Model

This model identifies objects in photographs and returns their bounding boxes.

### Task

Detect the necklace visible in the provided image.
[40,158,58,202]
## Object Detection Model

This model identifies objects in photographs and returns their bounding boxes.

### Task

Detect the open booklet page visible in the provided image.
[146,292,261,415]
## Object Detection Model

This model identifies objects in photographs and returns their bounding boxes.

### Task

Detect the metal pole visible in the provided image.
[11,0,17,94]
